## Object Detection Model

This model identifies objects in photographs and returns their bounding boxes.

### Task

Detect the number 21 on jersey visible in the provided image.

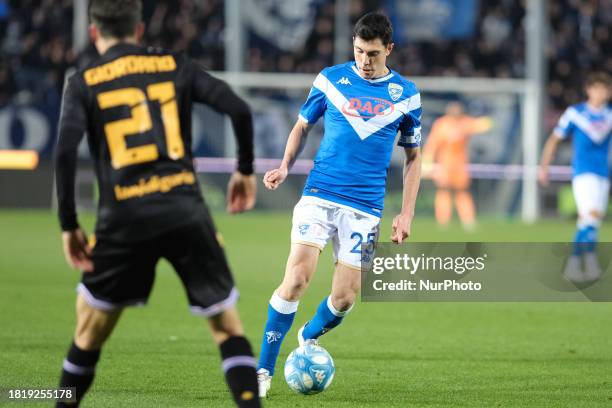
[97,81,183,169]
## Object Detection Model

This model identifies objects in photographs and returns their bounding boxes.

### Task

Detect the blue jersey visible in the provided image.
[298,61,421,217]
[554,102,612,178]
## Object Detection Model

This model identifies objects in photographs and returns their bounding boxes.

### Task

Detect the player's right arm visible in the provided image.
[264,71,326,190]
[263,119,311,190]
[54,71,93,272]
[539,107,573,186]
[538,133,562,186]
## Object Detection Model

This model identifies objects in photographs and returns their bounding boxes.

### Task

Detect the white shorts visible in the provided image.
[290,196,381,269]
[572,173,609,218]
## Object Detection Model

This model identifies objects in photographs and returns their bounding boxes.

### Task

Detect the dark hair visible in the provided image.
[353,12,393,46]
[89,0,142,39]
[585,71,611,88]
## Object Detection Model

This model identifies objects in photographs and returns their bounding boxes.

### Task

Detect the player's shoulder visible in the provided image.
[389,69,419,96]
[317,62,354,80]
[568,102,587,114]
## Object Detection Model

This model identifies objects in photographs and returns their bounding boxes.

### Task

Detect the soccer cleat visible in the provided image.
[563,255,585,283]
[257,368,272,398]
[584,252,602,281]
[297,323,319,347]
[297,323,306,347]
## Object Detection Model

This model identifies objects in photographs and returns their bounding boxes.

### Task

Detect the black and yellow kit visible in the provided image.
[55,43,253,312]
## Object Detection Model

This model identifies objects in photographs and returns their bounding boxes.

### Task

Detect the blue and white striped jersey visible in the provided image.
[298,61,421,217]
[554,102,612,178]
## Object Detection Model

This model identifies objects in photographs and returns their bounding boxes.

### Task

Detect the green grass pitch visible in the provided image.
[1,210,611,407]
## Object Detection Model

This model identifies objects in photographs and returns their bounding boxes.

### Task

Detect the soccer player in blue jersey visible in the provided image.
[255,13,422,397]
[539,72,612,282]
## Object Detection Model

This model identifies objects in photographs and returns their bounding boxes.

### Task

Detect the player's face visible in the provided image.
[353,36,393,79]
[586,82,610,107]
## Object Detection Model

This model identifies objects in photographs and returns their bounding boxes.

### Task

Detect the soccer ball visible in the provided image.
[284,342,335,394]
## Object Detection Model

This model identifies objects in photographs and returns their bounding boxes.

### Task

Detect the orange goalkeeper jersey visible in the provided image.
[424,115,492,188]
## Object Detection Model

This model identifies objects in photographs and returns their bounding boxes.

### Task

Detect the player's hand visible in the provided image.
[391,213,412,244]
[62,228,93,273]
[538,166,549,187]
[263,166,288,190]
[227,171,257,214]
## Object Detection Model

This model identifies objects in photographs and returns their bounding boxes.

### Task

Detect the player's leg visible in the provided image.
[300,207,379,342]
[453,171,475,230]
[579,175,609,280]
[257,198,333,396]
[435,188,453,226]
[57,238,157,408]
[300,262,358,342]
[163,214,260,408]
[434,168,453,226]
[56,295,122,408]
[455,188,476,228]
[207,307,260,408]
[258,243,320,374]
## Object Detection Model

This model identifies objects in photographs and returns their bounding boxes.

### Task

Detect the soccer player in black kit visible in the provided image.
[54,1,261,407]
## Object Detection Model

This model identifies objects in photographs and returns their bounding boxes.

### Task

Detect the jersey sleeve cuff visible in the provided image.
[59,214,79,231]
[298,114,309,124]
[237,162,254,175]
[553,128,566,139]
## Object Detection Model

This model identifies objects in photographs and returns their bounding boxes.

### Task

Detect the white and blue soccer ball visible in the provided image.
[284,342,335,395]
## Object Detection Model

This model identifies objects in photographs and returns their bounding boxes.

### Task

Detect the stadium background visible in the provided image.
[0,0,611,406]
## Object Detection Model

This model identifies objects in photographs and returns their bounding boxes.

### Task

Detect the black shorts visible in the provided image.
[78,211,237,316]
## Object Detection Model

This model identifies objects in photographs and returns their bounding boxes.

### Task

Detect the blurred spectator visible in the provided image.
[0,0,608,113]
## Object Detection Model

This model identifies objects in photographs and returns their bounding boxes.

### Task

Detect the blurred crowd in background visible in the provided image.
[0,0,610,111]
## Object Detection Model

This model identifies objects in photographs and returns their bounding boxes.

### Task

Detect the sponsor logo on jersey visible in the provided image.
[336,77,352,85]
[388,83,403,101]
[342,97,394,118]
[265,331,282,344]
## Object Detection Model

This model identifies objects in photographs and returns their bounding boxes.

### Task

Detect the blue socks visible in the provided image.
[257,293,298,375]
[573,225,598,255]
[302,296,352,340]
[258,294,354,375]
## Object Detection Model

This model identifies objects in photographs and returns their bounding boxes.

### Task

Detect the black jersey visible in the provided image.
[55,43,253,242]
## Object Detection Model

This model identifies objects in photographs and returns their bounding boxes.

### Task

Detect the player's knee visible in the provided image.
[282,277,309,298]
[588,209,602,219]
[283,263,313,295]
[330,292,355,312]
[579,210,603,227]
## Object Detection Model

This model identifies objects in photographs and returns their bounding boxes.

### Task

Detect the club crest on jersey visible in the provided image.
[265,331,282,344]
[299,224,310,235]
[388,83,403,101]
[342,97,394,119]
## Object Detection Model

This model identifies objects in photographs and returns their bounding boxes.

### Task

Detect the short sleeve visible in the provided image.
[397,93,422,148]
[298,71,327,124]
[553,107,574,139]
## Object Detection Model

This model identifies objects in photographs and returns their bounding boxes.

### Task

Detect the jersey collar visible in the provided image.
[350,63,394,83]
[104,42,143,59]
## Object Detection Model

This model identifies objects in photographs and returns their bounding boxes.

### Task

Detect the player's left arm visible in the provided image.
[393,90,422,243]
[392,147,422,244]
[54,71,93,272]
[469,116,494,135]
[190,62,256,213]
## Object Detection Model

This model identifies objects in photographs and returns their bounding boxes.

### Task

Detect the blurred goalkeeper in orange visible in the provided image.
[422,102,493,229]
